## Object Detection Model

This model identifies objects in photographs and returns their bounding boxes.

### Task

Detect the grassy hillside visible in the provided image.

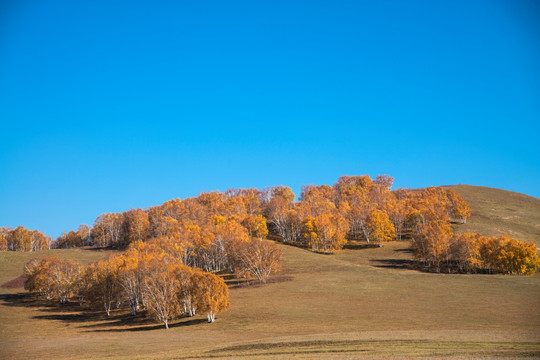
[445,185,540,246]
[0,185,538,359]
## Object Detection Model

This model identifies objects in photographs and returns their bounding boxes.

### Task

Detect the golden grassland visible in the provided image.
[444,184,540,246]
[0,185,539,359]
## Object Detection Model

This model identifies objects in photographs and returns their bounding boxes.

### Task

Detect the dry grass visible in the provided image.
[445,184,540,246]
[0,185,539,359]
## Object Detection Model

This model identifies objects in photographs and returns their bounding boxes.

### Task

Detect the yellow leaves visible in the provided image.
[446,188,471,223]
[211,215,227,225]
[2,226,50,252]
[0,229,7,251]
[271,185,295,203]
[412,230,538,275]
[241,214,268,239]
[124,208,150,244]
[192,271,230,322]
[302,216,317,244]
[24,256,83,303]
[366,211,396,244]
[301,212,347,254]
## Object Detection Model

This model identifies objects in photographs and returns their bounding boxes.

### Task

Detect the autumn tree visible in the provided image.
[141,258,182,329]
[387,190,410,240]
[211,220,250,273]
[174,265,197,316]
[241,214,268,240]
[85,257,122,316]
[225,187,262,215]
[173,225,215,270]
[0,228,7,251]
[235,238,282,282]
[303,212,348,254]
[123,208,150,246]
[24,257,83,303]
[477,235,538,275]
[8,226,32,251]
[54,224,91,249]
[445,188,471,223]
[91,213,125,248]
[264,186,300,244]
[192,271,230,323]
[337,188,373,242]
[31,230,51,251]
[411,220,453,272]
[332,175,391,242]
[48,258,84,303]
[499,237,538,275]
[366,210,396,245]
[116,244,151,315]
[160,198,186,221]
[449,233,482,273]
[2,226,50,252]
[24,257,56,299]
[299,185,335,217]
[333,175,374,197]
[374,174,394,189]
[406,187,450,225]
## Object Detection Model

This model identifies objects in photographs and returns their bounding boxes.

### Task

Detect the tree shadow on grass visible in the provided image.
[33,310,108,323]
[394,248,414,253]
[0,292,46,308]
[87,317,208,332]
[369,246,419,270]
[370,258,415,270]
[343,243,381,250]
[0,292,206,331]
[0,293,99,315]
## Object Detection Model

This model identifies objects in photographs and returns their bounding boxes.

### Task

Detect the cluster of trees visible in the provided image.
[0,226,51,252]
[411,223,538,275]
[1,178,471,258]
[6,175,536,276]
[24,241,230,328]
[53,225,91,249]
[69,189,270,250]
[265,175,472,253]
[52,189,283,283]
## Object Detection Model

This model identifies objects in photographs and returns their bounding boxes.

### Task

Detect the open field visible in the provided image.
[1,185,539,359]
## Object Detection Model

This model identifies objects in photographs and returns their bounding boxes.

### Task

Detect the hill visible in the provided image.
[0,185,538,359]
[445,185,540,246]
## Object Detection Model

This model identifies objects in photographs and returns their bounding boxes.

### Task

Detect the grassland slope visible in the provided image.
[0,185,538,359]
[445,184,540,246]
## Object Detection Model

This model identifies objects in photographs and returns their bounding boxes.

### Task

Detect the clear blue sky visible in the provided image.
[1,0,539,238]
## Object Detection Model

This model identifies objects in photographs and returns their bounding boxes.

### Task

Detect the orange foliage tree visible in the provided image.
[85,257,122,316]
[192,271,230,323]
[141,258,183,329]
[3,226,51,252]
[24,256,83,303]
[0,228,7,251]
[411,220,454,273]
[91,213,125,248]
[235,238,282,282]
[54,224,90,249]
[123,208,150,246]
[366,210,396,245]
[445,188,472,223]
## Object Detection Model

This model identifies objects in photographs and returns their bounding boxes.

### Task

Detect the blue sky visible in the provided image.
[1,0,539,238]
